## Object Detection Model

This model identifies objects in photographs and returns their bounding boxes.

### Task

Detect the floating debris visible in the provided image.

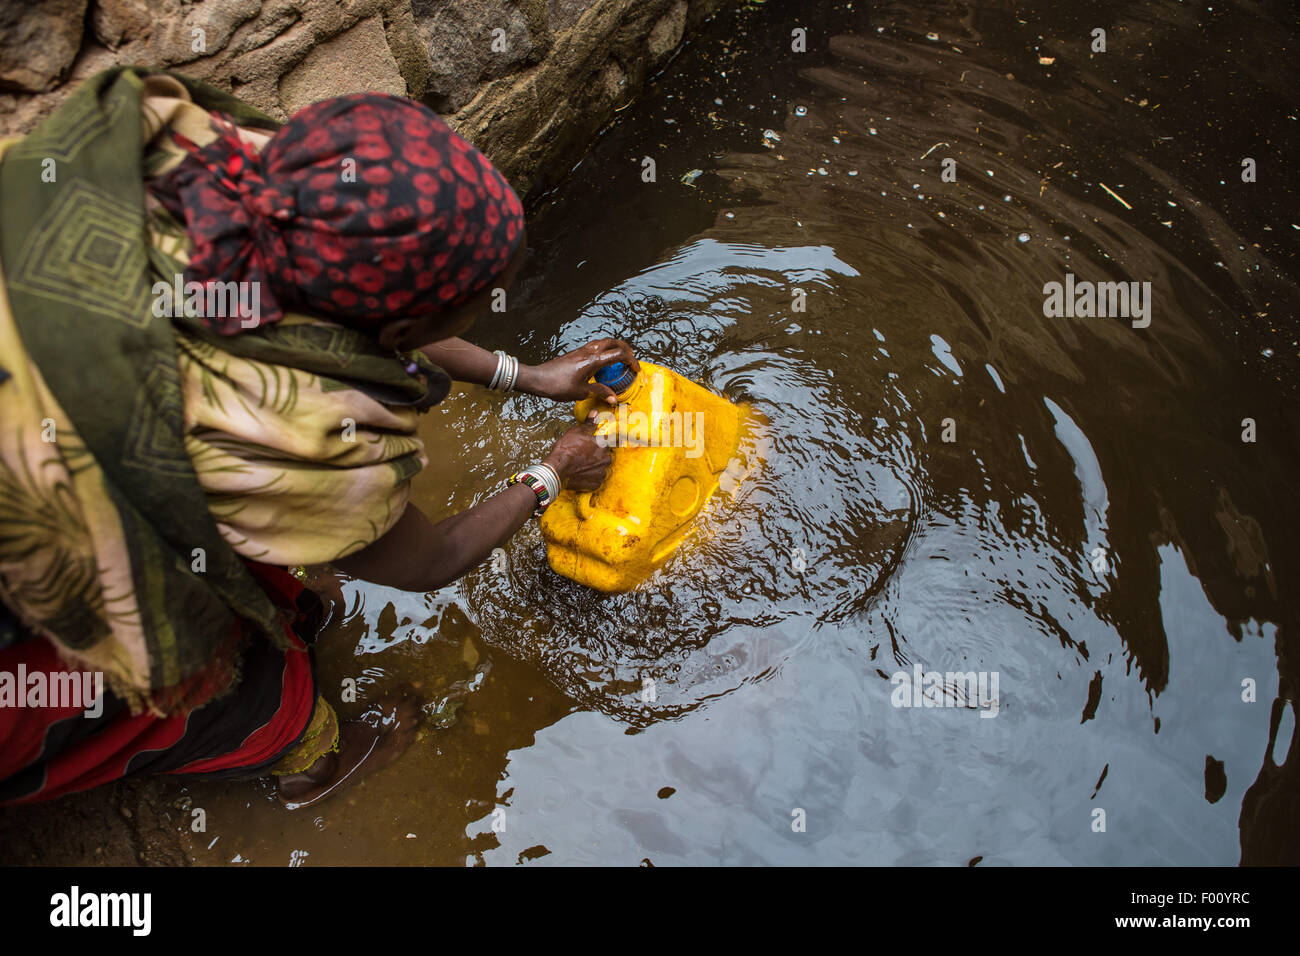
[1038,55,1055,65]
[681,168,704,186]
[919,141,950,159]
[1099,182,1132,210]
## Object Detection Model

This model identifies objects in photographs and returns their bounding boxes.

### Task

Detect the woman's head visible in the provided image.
[152,92,526,346]
[375,228,527,351]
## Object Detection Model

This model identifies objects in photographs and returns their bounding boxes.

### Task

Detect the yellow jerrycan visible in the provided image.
[540,360,744,592]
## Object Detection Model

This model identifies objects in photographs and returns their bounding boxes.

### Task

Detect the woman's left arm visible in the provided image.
[420,337,639,405]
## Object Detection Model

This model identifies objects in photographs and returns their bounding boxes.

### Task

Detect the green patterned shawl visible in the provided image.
[0,68,444,706]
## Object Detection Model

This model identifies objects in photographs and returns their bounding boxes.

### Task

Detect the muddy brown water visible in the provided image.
[169,0,1298,865]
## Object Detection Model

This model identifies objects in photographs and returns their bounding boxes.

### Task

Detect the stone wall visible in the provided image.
[0,0,733,198]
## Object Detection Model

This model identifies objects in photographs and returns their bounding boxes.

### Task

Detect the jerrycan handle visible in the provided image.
[573,362,636,522]
[577,414,614,522]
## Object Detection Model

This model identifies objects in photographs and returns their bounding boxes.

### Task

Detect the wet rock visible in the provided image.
[648,1,688,61]
[153,0,263,68]
[93,0,155,51]
[383,5,434,101]
[279,16,407,115]
[0,0,89,92]
[602,59,627,101]
[450,0,734,198]
[1204,755,1227,804]
[1,0,737,200]
[548,0,598,33]
[414,0,536,113]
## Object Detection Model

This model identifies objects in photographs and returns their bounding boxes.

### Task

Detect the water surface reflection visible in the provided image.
[178,0,1298,865]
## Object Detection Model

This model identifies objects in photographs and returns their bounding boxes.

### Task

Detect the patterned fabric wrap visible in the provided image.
[0,68,458,712]
[0,561,325,804]
[149,92,526,333]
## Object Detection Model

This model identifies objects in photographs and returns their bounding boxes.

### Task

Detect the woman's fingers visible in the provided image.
[587,381,619,404]
[528,337,637,403]
[566,472,604,492]
[579,338,640,404]
[579,337,639,373]
[544,421,613,489]
[591,337,639,373]
[612,338,640,373]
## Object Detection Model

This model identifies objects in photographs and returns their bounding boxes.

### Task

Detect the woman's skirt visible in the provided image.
[0,562,330,805]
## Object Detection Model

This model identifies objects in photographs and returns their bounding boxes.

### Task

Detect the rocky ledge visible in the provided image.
[0,0,735,199]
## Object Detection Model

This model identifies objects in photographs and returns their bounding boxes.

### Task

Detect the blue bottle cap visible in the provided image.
[595,361,638,394]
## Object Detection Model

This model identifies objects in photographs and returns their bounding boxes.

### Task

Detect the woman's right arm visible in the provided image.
[331,422,610,591]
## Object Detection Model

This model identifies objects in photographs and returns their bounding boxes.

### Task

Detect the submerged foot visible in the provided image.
[277,689,421,810]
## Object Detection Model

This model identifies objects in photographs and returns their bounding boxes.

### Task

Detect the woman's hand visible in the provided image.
[518,338,640,404]
[333,424,614,592]
[543,421,613,492]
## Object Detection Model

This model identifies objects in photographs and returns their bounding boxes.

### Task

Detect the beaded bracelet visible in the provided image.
[508,463,560,515]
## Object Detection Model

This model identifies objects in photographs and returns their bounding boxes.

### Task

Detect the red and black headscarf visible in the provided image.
[150,92,525,335]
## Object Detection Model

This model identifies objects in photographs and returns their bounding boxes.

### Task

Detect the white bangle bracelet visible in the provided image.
[489,350,519,392]
[533,462,561,502]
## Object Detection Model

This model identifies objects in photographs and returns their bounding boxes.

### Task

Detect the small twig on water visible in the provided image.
[1099,182,1132,210]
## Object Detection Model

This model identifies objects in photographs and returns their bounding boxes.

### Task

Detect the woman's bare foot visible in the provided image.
[277,690,421,810]
[301,564,348,627]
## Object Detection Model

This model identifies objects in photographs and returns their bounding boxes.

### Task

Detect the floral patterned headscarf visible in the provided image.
[150,92,526,334]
